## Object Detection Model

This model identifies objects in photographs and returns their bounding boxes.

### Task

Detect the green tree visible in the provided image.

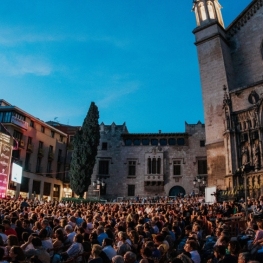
[69,102,100,198]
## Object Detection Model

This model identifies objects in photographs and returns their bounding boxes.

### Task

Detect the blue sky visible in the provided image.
[0,0,252,133]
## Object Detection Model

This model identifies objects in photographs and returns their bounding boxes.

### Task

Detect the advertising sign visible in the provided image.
[11,163,22,184]
[11,116,28,130]
[0,132,12,198]
[205,186,217,203]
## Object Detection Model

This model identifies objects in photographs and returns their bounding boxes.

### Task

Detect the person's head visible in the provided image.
[112,255,125,263]
[91,244,102,257]
[83,233,90,242]
[2,219,11,229]
[9,246,25,261]
[184,240,198,252]
[7,235,19,246]
[228,240,240,256]
[141,247,152,258]
[238,252,250,263]
[219,236,230,247]
[117,231,126,241]
[184,225,192,235]
[154,234,165,245]
[22,232,30,242]
[124,251,137,263]
[38,228,48,239]
[23,219,30,229]
[41,220,49,229]
[53,218,59,226]
[32,237,42,248]
[214,245,226,260]
[65,224,73,234]
[102,238,113,247]
[96,226,104,235]
[74,234,83,243]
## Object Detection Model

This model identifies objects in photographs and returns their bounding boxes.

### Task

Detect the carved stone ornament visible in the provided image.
[248,90,259,104]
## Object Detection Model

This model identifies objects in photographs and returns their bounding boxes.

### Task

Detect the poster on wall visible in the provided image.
[11,163,22,184]
[0,133,12,198]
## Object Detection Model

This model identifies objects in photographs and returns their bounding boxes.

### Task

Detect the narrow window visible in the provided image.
[99,160,109,175]
[198,160,207,174]
[128,161,136,176]
[173,161,181,176]
[102,142,108,150]
[128,185,135,196]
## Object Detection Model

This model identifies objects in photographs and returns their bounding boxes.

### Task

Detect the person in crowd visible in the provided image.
[97,226,108,246]
[21,236,50,263]
[9,246,25,263]
[0,225,7,245]
[184,240,200,263]
[139,247,154,263]
[89,244,103,263]
[3,220,17,237]
[112,255,125,263]
[65,224,75,244]
[6,235,19,254]
[102,237,117,261]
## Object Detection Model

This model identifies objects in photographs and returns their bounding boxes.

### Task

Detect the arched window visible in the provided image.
[199,3,207,21]
[152,158,157,174]
[148,158,151,174]
[207,2,215,19]
[157,158,161,174]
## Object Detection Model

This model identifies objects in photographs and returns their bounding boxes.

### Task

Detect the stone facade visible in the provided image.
[192,0,263,194]
[88,121,207,200]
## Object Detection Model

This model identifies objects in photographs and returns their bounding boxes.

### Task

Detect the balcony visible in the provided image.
[48,152,54,160]
[38,148,44,157]
[144,174,164,182]
[24,163,31,172]
[67,143,73,150]
[57,156,64,163]
[27,143,34,152]
[36,166,43,174]
[19,140,25,148]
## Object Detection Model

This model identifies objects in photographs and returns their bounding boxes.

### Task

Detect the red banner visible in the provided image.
[0,133,12,198]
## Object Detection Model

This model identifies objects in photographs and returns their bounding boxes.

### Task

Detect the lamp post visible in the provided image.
[239,165,248,222]
[193,176,206,195]
[92,179,105,201]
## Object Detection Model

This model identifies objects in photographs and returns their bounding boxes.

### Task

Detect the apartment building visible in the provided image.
[0,99,68,200]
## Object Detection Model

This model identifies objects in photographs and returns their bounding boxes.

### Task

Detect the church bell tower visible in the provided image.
[192,0,234,189]
[192,0,224,28]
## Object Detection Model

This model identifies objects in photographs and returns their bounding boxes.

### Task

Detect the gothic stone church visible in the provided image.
[192,0,263,196]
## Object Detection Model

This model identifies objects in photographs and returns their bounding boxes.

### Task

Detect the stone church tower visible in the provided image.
[192,0,233,188]
[192,0,263,193]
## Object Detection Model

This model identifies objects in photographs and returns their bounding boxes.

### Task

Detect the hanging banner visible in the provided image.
[0,132,12,198]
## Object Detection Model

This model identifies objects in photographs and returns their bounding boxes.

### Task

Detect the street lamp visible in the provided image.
[93,179,105,201]
[193,176,206,195]
[236,164,249,221]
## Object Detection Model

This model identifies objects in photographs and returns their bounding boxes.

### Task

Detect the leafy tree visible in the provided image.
[69,102,100,198]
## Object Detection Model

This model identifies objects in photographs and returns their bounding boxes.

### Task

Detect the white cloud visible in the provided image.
[0,26,129,48]
[0,53,52,76]
[97,80,140,108]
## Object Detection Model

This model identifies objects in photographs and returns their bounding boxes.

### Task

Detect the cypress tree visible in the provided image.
[69,102,100,198]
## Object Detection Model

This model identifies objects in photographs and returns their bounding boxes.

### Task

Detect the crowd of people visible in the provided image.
[0,196,263,263]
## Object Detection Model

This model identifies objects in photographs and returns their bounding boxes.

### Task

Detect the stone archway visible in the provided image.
[169,185,186,197]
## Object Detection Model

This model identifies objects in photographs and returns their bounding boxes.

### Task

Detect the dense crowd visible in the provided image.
[0,196,263,263]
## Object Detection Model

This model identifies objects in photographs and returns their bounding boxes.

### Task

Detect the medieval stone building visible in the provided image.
[87,121,207,199]
[192,0,263,195]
